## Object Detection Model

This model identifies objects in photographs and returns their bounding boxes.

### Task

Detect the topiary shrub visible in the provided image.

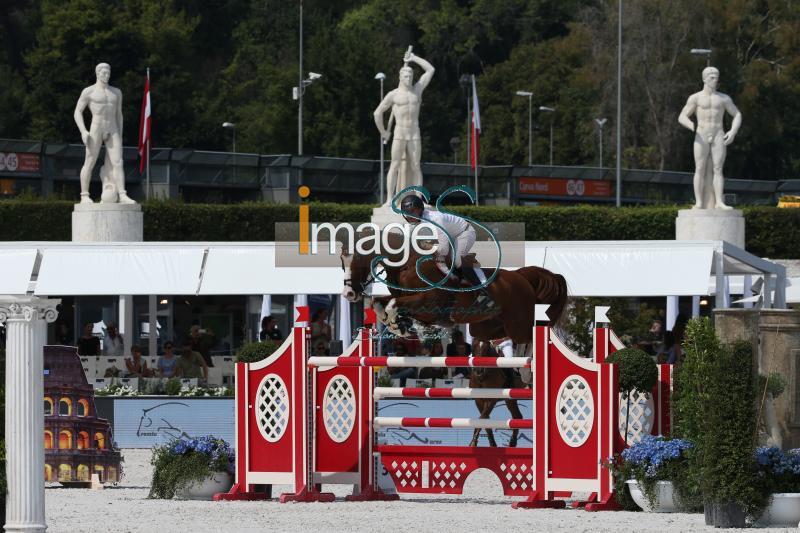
[164,378,182,396]
[606,347,658,447]
[236,340,280,363]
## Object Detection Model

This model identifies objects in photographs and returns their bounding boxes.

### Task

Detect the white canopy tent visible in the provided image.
[0,240,787,307]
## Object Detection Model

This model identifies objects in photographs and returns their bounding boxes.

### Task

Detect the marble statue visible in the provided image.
[374,47,435,205]
[74,63,135,204]
[678,66,742,210]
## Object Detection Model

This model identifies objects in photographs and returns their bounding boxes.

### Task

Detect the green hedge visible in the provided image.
[0,201,797,258]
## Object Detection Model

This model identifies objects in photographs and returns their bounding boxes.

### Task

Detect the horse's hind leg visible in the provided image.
[480,400,498,447]
[486,428,497,447]
[469,399,484,447]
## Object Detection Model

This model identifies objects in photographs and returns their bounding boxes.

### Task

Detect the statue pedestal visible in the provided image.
[675,208,745,248]
[370,204,407,229]
[72,203,143,242]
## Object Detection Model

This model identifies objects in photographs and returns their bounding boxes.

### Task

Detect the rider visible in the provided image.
[399,194,494,310]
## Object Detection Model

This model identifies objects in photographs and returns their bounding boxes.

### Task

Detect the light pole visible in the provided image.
[616,0,622,207]
[539,106,555,166]
[594,118,607,168]
[375,72,386,204]
[293,71,322,153]
[515,91,533,166]
[691,48,712,66]
[222,122,236,181]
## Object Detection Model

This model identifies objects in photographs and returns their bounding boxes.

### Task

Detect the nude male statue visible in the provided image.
[678,66,742,210]
[74,63,136,204]
[374,49,435,205]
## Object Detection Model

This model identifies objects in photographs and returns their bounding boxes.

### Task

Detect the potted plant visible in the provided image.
[149,436,234,500]
[605,435,693,512]
[604,347,658,445]
[754,447,800,527]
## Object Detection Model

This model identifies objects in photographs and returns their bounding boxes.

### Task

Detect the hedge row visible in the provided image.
[0,201,797,258]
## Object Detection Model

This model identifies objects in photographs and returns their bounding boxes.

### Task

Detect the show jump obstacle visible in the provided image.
[216,306,673,510]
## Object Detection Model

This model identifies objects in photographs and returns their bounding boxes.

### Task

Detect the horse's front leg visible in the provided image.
[506,399,523,448]
[480,400,498,447]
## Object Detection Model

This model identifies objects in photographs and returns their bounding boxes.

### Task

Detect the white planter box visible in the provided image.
[756,493,800,527]
[626,480,677,513]
[406,378,433,388]
[175,471,233,500]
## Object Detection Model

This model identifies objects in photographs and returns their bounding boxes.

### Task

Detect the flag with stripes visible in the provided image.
[470,74,481,169]
[138,70,151,174]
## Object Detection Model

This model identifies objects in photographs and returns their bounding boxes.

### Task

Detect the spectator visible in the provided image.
[177,343,208,380]
[656,331,677,364]
[189,325,216,368]
[259,315,283,341]
[418,341,445,380]
[124,345,152,377]
[55,321,71,345]
[77,322,100,356]
[388,341,416,386]
[310,309,332,355]
[103,321,124,356]
[312,339,329,357]
[157,341,179,378]
[446,329,472,356]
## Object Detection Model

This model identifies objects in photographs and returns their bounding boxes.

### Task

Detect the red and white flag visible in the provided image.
[470,74,481,169]
[138,70,151,174]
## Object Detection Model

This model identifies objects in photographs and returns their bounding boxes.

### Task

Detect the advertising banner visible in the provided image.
[0,152,41,174]
[519,176,611,198]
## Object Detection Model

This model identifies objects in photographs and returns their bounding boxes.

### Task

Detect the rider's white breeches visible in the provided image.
[496,338,514,358]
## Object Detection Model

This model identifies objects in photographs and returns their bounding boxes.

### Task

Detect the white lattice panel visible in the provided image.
[619,390,655,444]
[555,375,594,447]
[255,374,289,443]
[323,376,356,443]
[500,461,533,491]
[390,459,421,488]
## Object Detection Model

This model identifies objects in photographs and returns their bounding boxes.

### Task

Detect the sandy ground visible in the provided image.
[45,449,793,533]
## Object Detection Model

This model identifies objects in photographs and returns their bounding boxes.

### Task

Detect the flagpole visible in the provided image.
[145,68,151,201]
[472,75,479,205]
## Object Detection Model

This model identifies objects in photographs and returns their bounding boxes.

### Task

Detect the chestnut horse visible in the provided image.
[341,231,568,347]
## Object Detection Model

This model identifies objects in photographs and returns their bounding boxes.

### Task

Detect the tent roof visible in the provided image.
[0,240,786,305]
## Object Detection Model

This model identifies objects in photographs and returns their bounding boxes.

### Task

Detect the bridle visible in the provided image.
[341,253,381,297]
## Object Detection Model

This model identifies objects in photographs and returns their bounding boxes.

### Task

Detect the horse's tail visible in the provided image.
[514,266,570,327]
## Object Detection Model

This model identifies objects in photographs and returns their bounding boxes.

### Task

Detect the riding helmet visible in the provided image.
[400,194,424,211]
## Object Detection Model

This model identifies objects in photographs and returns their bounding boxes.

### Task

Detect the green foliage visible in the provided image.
[562,297,660,356]
[236,340,281,364]
[703,341,766,517]
[758,372,787,399]
[605,348,658,398]
[164,378,182,396]
[148,436,233,499]
[0,200,797,259]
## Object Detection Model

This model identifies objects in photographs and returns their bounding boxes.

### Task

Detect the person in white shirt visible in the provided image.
[102,322,125,357]
[400,194,493,309]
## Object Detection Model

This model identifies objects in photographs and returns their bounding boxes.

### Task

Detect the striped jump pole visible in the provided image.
[374,417,533,430]
[307,356,531,368]
[374,387,533,400]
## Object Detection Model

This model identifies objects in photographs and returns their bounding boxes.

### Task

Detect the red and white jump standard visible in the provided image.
[216,306,673,510]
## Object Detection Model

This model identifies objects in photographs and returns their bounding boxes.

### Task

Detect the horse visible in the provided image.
[341,230,569,349]
[467,340,525,448]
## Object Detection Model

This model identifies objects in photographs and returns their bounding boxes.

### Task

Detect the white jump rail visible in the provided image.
[374,416,533,430]
[374,387,533,400]
[307,356,532,368]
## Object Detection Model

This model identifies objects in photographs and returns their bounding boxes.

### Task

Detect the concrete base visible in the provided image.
[370,204,407,229]
[675,208,745,248]
[72,203,143,242]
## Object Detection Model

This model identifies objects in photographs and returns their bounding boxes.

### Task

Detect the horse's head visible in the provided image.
[341,245,374,303]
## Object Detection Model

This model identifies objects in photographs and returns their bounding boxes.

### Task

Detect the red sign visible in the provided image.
[519,177,611,198]
[0,152,41,173]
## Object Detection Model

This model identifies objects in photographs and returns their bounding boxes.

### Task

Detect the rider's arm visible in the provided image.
[678,94,697,132]
[409,54,435,90]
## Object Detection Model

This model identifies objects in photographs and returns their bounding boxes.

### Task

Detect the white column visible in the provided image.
[259,295,272,323]
[338,295,352,345]
[742,275,753,309]
[148,295,158,357]
[119,295,134,347]
[666,296,679,331]
[691,296,701,318]
[0,297,59,533]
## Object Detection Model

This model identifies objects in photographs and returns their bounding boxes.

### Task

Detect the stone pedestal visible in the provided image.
[71,203,143,242]
[0,297,59,533]
[675,208,745,248]
[370,204,407,229]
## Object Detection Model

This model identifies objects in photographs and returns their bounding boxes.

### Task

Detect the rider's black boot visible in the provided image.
[460,267,495,311]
